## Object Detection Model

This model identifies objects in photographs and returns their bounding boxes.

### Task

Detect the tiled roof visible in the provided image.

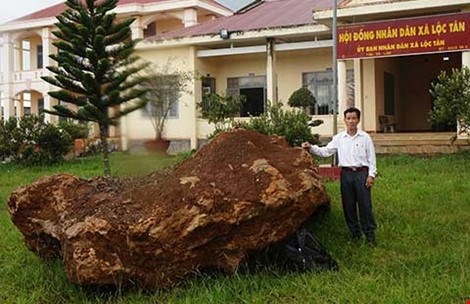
[152,0,334,40]
[11,0,231,22]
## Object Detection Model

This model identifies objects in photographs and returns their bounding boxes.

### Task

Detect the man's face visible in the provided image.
[344,112,360,130]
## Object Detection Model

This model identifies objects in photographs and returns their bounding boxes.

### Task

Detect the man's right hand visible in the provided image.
[301,142,311,150]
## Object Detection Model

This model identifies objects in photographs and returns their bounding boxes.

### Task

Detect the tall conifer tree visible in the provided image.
[42,0,149,176]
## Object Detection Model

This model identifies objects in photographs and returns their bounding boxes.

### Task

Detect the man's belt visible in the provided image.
[341,166,368,172]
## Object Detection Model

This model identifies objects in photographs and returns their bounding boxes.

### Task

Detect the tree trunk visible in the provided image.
[99,124,111,177]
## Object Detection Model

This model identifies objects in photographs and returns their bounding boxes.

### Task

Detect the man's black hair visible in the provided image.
[344,107,361,120]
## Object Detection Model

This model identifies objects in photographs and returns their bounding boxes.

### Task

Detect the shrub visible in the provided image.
[288,87,316,110]
[0,115,73,165]
[237,102,321,147]
[429,67,470,137]
[58,120,89,140]
[197,93,245,137]
[0,117,20,161]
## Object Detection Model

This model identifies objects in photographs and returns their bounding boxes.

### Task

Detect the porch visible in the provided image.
[370,132,470,154]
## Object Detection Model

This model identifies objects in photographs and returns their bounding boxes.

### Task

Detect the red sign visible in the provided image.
[337,12,470,59]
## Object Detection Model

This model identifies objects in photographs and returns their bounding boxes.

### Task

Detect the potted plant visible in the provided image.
[140,63,192,153]
[288,87,316,113]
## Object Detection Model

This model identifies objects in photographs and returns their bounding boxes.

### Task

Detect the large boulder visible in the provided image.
[8,129,330,289]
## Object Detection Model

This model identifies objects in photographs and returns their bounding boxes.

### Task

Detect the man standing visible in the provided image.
[302,107,378,246]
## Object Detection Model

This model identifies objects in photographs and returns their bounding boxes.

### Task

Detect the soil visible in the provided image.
[65,129,316,227]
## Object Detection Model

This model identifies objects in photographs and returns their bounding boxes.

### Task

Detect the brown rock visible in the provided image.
[8,129,329,289]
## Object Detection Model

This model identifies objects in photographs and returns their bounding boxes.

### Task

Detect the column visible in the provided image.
[108,106,117,138]
[1,33,15,119]
[30,95,41,117]
[183,9,198,27]
[120,112,129,151]
[266,38,277,104]
[43,95,54,123]
[14,41,22,71]
[17,94,25,117]
[42,27,55,122]
[189,46,199,150]
[42,27,54,69]
[337,60,347,116]
[353,58,363,128]
[130,17,144,40]
[336,60,347,132]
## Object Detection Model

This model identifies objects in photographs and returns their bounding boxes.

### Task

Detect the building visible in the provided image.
[1,0,469,153]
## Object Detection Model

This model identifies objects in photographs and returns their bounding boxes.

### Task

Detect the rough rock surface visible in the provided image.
[8,129,330,289]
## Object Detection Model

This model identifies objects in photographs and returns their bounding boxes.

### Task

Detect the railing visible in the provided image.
[12,69,45,83]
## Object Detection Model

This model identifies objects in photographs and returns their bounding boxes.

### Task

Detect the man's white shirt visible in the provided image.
[309,130,377,178]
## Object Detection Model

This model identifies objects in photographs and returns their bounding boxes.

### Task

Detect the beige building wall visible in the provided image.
[128,46,356,142]
[195,53,267,138]
[128,46,194,141]
[155,19,184,35]
[277,48,336,136]
[361,58,377,132]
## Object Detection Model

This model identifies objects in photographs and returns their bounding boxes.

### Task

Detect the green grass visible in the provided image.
[1,153,469,303]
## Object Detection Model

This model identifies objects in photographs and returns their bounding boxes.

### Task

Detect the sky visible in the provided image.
[0,0,253,24]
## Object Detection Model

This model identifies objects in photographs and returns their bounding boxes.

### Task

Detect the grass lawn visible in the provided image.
[1,152,469,303]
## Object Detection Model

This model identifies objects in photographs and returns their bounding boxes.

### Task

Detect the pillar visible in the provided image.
[338,60,347,117]
[1,33,15,119]
[14,41,22,71]
[189,46,199,150]
[354,58,364,129]
[120,112,129,151]
[17,94,25,117]
[42,27,55,122]
[266,38,277,105]
[130,17,144,40]
[42,95,52,122]
[183,9,198,27]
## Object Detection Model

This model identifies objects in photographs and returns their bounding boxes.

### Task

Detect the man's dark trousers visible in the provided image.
[340,170,377,239]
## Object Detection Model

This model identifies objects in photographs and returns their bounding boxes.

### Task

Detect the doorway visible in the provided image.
[239,87,264,117]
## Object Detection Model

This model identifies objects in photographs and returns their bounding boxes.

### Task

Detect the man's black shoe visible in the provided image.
[351,234,362,242]
[366,234,377,247]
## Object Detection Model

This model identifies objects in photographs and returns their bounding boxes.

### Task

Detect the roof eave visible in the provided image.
[137,24,331,49]
[0,18,56,32]
[115,0,233,17]
[314,0,470,22]
[0,0,233,33]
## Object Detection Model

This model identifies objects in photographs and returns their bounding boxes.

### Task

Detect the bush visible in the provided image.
[429,67,470,136]
[197,93,245,138]
[0,115,73,165]
[237,102,321,147]
[58,120,89,140]
[0,117,20,161]
[288,87,316,109]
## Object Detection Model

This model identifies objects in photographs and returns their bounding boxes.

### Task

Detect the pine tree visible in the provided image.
[42,0,149,176]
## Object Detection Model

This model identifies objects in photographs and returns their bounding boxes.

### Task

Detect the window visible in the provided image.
[200,77,216,112]
[38,97,44,114]
[303,70,355,115]
[303,71,333,115]
[227,76,266,117]
[37,45,43,69]
[142,75,180,119]
[143,94,179,119]
[202,77,216,97]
